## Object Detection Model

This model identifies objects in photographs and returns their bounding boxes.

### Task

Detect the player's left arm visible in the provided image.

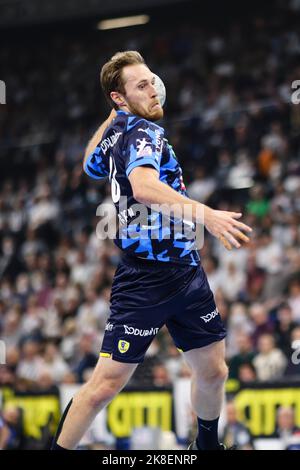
[129,166,252,250]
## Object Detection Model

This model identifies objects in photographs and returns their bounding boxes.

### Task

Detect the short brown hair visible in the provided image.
[100,51,145,109]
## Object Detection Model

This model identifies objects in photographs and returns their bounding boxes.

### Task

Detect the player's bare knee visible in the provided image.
[218,363,229,383]
[88,386,117,409]
[87,377,125,409]
[196,362,228,389]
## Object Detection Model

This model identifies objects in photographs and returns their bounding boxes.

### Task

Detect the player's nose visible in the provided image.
[149,83,157,98]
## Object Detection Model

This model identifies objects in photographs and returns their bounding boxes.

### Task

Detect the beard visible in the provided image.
[148,106,164,121]
[126,100,164,122]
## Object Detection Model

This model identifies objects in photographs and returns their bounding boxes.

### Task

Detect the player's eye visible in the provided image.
[138,84,146,90]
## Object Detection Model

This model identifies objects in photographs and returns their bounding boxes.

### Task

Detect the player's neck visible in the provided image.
[118,105,131,114]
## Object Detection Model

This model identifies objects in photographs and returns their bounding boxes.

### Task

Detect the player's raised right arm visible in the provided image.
[83,108,117,171]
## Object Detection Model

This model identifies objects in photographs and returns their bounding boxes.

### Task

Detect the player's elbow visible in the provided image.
[130,176,148,203]
[132,185,150,204]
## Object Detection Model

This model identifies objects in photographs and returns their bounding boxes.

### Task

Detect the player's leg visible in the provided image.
[182,340,228,450]
[52,356,138,449]
[53,255,179,450]
[166,264,227,449]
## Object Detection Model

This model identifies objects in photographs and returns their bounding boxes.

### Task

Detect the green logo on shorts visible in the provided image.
[118,340,130,354]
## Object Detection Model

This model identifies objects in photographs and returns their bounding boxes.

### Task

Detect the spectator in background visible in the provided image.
[218,261,246,302]
[70,250,97,287]
[249,303,274,348]
[237,363,257,384]
[15,273,32,309]
[274,303,297,357]
[4,346,20,382]
[255,229,284,277]
[221,401,253,450]
[202,256,222,294]
[0,414,10,450]
[72,332,98,383]
[245,251,266,303]
[16,340,44,385]
[21,227,46,259]
[60,318,78,363]
[225,303,253,358]
[287,278,300,324]
[21,294,46,342]
[76,286,109,332]
[272,406,300,449]
[228,333,256,380]
[253,334,287,382]
[0,365,17,387]
[39,342,70,383]
[28,184,60,240]
[214,149,233,189]
[61,371,78,385]
[186,166,216,203]
[152,364,172,388]
[270,182,292,227]
[164,344,185,382]
[0,236,25,281]
[261,122,287,169]
[246,186,270,219]
[2,306,23,348]
[1,406,24,450]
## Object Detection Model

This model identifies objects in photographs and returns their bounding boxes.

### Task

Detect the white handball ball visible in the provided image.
[154,74,166,107]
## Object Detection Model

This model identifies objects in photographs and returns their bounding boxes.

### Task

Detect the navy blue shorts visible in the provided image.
[100,255,226,363]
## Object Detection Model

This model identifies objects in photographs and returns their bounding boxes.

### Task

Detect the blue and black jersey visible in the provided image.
[84,110,200,266]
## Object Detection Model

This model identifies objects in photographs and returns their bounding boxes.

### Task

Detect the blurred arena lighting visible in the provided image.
[97,14,150,30]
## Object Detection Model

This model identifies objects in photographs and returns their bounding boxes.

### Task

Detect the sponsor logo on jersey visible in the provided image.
[155,129,163,156]
[123,325,159,337]
[105,322,114,332]
[101,131,122,155]
[200,308,219,323]
[136,138,153,157]
[118,340,130,354]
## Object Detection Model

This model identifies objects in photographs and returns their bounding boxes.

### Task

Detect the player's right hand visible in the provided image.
[203,207,252,250]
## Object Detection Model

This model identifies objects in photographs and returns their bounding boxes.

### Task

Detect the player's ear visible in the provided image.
[110,91,127,108]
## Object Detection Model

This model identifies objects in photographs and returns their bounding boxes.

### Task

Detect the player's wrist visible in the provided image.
[192,202,210,225]
[202,204,214,226]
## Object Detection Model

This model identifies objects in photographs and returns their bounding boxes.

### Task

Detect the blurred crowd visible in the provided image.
[1,0,300,450]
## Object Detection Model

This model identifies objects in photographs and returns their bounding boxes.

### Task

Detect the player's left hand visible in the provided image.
[203,207,252,250]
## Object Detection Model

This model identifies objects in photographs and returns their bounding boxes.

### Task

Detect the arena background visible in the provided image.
[1,0,300,450]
